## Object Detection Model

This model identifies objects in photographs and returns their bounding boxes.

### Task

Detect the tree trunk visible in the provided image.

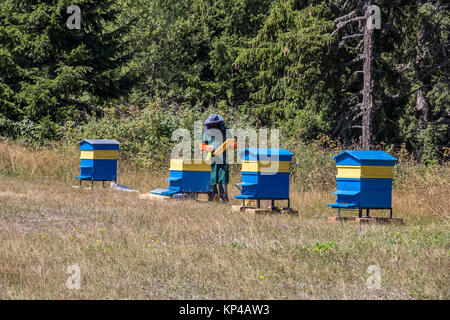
[415,27,429,132]
[361,0,374,150]
[416,89,429,131]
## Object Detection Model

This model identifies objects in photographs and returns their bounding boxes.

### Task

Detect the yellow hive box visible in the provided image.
[336,165,393,179]
[169,159,211,172]
[80,150,118,160]
[241,160,290,173]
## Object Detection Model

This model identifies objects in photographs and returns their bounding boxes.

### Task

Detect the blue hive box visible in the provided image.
[328,150,398,211]
[151,159,211,196]
[77,139,120,182]
[234,148,294,201]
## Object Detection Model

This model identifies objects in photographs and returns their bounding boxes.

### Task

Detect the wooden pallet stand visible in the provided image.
[281,207,298,215]
[327,216,357,222]
[138,193,171,201]
[139,192,219,202]
[232,205,298,215]
[195,193,222,203]
[328,216,404,225]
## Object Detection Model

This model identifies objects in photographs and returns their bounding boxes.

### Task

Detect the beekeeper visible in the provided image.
[200,114,235,202]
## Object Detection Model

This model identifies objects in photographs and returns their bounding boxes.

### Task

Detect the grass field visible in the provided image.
[0,142,448,299]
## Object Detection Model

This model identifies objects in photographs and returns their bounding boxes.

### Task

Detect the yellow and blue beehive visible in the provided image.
[327,150,398,209]
[234,148,294,200]
[77,139,120,182]
[151,159,211,196]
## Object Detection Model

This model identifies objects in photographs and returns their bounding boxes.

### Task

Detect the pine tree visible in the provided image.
[236,0,339,139]
[0,0,136,133]
[394,0,449,160]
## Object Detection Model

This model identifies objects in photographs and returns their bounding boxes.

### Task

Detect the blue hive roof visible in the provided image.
[79,139,121,145]
[238,148,294,157]
[238,148,294,161]
[332,150,397,161]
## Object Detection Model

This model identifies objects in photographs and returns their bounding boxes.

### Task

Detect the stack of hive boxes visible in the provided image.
[234,148,294,202]
[151,159,211,196]
[327,150,398,211]
[77,139,120,182]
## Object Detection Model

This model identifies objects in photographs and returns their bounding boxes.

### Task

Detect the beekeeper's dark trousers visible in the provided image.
[208,184,229,202]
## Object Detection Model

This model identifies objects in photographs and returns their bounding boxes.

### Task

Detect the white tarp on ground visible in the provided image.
[110,182,139,192]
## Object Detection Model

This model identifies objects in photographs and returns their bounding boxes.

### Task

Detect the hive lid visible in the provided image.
[332,190,360,196]
[332,150,397,162]
[79,139,121,145]
[238,148,294,161]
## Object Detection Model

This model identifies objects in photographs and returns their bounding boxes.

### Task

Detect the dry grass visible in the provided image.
[0,141,449,299]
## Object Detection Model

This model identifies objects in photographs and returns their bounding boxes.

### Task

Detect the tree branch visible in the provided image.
[343,55,364,67]
[339,33,364,47]
[395,60,450,98]
[331,16,367,36]
[334,10,356,23]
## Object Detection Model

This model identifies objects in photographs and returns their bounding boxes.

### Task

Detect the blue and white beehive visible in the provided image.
[77,139,120,182]
[234,148,294,201]
[327,150,398,210]
[151,159,211,196]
